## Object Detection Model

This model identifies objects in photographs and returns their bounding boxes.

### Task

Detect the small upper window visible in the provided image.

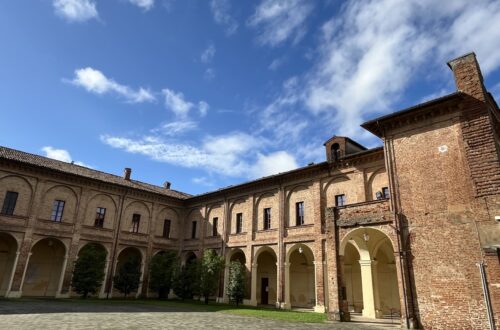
[331,143,341,161]
[163,219,171,238]
[131,213,141,233]
[191,221,197,239]
[51,200,65,222]
[95,207,106,228]
[382,187,390,199]
[1,191,18,216]
[335,194,346,207]
[295,201,304,226]
[212,217,218,237]
[263,208,271,230]
[236,213,243,234]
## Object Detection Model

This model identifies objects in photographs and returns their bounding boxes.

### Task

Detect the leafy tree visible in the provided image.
[226,261,246,306]
[173,259,200,300]
[148,251,178,299]
[113,254,141,298]
[199,249,224,304]
[71,244,107,298]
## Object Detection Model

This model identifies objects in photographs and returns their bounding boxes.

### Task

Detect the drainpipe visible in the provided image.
[479,262,495,330]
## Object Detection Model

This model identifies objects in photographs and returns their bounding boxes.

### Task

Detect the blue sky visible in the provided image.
[1,0,500,195]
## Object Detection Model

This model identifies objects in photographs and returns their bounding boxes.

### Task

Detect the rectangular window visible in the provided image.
[1,191,18,216]
[382,187,390,199]
[263,208,271,230]
[191,221,197,239]
[236,213,243,234]
[212,217,218,237]
[335,194,346,207]
[163,219,171,238]
[131,213,140,233]
[51,200,65,222]
[95,207,106,228]
[295,201,304,226]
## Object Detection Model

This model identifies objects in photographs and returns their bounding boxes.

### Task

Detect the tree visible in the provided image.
[226,261,246,306]
[148,251,178,299]
[199,249,224,304]
[173,259,200,300]
[113,254,141,298]
[71,244,106,298]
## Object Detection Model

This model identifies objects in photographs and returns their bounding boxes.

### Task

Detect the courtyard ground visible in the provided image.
[0,298,399,329]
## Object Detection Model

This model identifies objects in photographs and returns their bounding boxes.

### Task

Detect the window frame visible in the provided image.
[212,217,218,237]
[335,194,346,207]
[382,187,390,199]
[191,221,197,239]
[163,219,171,238]
[236,212,243,234]
[95,207,106,228]
[51,200,65,222]
[263,208,271,230]
[131,213,141,233]
[295,201,305,226]
[1,191,18,216]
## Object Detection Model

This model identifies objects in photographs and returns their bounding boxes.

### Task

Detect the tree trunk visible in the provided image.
[204,295,209,305]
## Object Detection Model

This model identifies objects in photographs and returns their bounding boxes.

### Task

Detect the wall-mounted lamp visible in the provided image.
[363,231,370,242]
[298,247,303,254]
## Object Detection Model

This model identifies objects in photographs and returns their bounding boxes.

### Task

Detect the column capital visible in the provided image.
[358,259,375,266]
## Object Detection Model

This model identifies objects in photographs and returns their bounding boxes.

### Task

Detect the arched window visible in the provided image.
[331,143,341,161]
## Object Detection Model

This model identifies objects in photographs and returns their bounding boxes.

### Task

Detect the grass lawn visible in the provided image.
[65,298,327,323]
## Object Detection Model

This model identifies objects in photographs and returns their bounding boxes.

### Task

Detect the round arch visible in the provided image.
[0,232,19,296]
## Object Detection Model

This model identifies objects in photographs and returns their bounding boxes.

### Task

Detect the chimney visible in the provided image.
[447,52,487,101]
[123,168,132,181]
[163,181,171,189]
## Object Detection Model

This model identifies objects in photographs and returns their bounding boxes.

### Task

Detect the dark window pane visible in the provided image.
[295,201,304,226]
[335,194,346,207]
[95,207,106,228]
[132,213,141,233]
[382,187,390,199]
[51,200,65,222]
[212,217,218,237]
[1,191,18,216]
[264,208,271,230]
[236,213,243,233]
[191,221,197,239]
[163,219,171,238]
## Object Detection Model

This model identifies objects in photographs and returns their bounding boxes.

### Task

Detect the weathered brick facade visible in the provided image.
[0,53,499,329]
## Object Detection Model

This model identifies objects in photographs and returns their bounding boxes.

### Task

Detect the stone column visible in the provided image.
[313,261,326,313]
[250,262,258,306]
[222,262,230,303]
[359,259,377,319]
[56,253,70,298]
[136,259,146,298]
[284,262,291,309]
[99,257,111,298]
[5,251,21,297]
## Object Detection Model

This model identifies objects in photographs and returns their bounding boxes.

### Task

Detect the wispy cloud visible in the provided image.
[248,0,314,47]
[128,0,155,11]
[192,176,216,187]
[268,57,286,71]
[70,67,155,103]
[101,132,297,178]
[151,121,198,136]
[204,68,216,81]
[53,0,98,22]
[198,101,209,117]
[42,146,92,168]
[201,44,216,64]
[161,88,209,118]
[210,0,238,35]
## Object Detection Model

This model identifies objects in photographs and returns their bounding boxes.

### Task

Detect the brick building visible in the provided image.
[0,53,499,328]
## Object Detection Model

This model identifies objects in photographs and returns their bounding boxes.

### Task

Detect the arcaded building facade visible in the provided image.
[0,53,499,329]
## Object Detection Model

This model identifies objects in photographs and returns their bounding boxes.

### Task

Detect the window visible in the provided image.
[263,208,271,230]
[163,219,171,238]
[236,213,243,234]
[212,217,218,237]
[382,187,390,199]
[131,214,140,233]
[95,207,106,228]
[191,221,197,239]
[1,191,18,216]
[51,200,65,222]
[295,201,304,226]
[331,143,341,161]
[335,194,346,207]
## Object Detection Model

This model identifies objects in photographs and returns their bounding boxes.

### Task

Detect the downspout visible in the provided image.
[382,124,411,329]
[106,189,128,298]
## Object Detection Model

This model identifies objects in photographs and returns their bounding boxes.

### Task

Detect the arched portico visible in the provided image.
[76,243,108,298]
[0,233,19,297]
[285,244,315,309]
[250,246,278,306]
[223,248,248,303]
[23,238,67,297]
[339,228,400,319]
[113,247,144,298]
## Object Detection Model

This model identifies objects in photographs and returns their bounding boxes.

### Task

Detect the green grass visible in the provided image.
[61,298,327,323]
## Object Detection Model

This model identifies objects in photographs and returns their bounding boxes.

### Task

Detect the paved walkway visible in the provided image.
[0,299,398,329]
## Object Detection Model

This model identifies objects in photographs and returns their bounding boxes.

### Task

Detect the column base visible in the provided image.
[55,293,70,298]
[248,299,258,306]
[6,291,22,298]
[362,309,376,319]
[216,297,225,303]
[242,299,252,306]
[278,302,290,309]
[314,305,326,313]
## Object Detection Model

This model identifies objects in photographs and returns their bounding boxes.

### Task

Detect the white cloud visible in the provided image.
[198,101,209,117]
[129,0,154,11]
[268,57,285,71]
[42,146,92,168]
[192,176,215,187]
[201,44,216,64]
[152,121,197,136]
[101,132,297,179]
[204,68,216,81]
[250,151,298,178]
[210,0,238,35]
[248,0,314,47]
[303,0,500,138]
[53,0,98,22]
[71,67,155,103]
[162,88,194,117]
